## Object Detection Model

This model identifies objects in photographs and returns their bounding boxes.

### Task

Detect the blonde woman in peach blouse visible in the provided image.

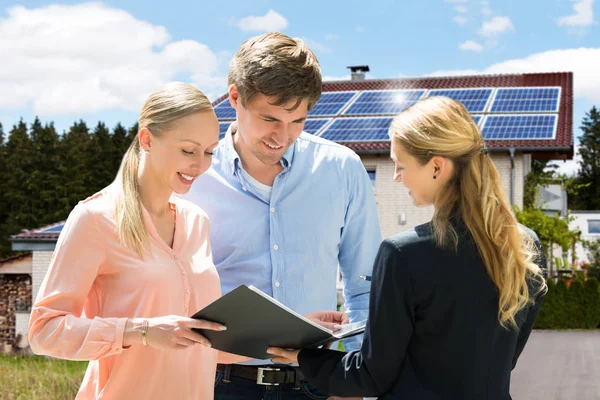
[28,82,245,399]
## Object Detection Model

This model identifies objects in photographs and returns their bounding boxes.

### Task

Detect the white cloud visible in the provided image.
[478,16,515,37]
[455,5,469,13]
[325,33,339,41]
[233,9,288,32]
[300,38,331,54]
[459,40,484,52]
[356,25,366,33]
[0,3,226,116]
[428,47,600,104]
[481,6,493,15]
[557,0,595,27]
[322,74,351,81]
[453,15,469,25]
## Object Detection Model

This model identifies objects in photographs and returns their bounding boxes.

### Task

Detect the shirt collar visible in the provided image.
[221,122,296,175]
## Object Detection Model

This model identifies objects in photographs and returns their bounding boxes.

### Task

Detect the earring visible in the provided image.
[433,175,437,180]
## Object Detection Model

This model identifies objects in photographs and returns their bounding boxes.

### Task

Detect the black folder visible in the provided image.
[191,285,366,359]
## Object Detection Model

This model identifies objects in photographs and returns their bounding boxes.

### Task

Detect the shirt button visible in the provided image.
[275,281,280,287]
[270,207,275,213]
[273,244,279,251]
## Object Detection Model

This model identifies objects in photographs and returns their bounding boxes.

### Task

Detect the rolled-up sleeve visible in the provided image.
[28,203,129,360]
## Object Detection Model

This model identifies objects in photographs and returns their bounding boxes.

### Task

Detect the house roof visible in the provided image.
[0,252,32,265]
[10,221,65,241]
[213,72,574,158]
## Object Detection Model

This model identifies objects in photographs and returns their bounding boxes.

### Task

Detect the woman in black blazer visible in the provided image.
[268,96,547,399]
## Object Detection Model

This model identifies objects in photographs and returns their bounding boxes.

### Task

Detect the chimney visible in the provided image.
[347,65,370,81]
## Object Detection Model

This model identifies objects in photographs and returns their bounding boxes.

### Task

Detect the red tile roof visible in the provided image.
[213,72,574,158]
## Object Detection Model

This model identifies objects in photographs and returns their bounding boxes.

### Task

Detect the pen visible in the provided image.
[359,275,372,281]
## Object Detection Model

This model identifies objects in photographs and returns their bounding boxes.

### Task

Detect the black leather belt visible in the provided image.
[217,363,304,386]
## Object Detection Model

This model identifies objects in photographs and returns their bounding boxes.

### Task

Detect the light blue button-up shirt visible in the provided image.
[183,126,381,359]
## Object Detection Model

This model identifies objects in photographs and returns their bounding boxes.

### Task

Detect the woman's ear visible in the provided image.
[431,156,450,181]
[138,128,152,153]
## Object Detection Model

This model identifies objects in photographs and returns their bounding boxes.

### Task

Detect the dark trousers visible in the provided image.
[214,365,329,400]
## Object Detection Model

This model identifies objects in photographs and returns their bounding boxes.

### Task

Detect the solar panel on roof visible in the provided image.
[214,99,236,120]
[304,119,330,135]
[481,114,557,140]
[426,88,493,113]
[471,115,483,126]
[308,92,357,117]
[489,87,560,113]
[41,224,64,233]
[343,90,426,116]
[219,122,231,139]
[319,117,394,142]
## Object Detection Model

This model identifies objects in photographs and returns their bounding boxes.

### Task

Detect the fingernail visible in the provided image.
[333,324,342,330]
[219,326,227,331]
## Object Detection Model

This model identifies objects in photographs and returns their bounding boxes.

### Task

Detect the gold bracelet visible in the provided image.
[141,319,149,347]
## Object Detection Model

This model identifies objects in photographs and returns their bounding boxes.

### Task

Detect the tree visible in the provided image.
[3,120,36,235]
[571,106,600,210]
[582,240,600,281]
[28,118,61,226]
[111,123,129,170]
[55,120,93,218]
[87,122,116,193]
[0,122,9,256]
[515,207,580,275]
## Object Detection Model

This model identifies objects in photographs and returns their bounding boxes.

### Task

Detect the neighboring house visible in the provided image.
[569,211,600,263]
[0,253,32,352]
[7,71,574,349]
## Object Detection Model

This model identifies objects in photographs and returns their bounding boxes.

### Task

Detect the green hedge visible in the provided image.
[535,277,600,329]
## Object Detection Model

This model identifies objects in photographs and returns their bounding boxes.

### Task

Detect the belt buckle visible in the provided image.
[256,367,280,386]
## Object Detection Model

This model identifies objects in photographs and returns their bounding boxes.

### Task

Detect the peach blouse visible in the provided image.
[29,184,238,399]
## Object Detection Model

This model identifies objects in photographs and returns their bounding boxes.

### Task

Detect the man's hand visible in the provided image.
[304,310,349,331]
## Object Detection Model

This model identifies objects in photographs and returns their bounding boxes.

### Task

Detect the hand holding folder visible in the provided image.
[191,285,366,359]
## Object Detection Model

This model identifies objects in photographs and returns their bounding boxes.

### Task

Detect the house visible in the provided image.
[569,211,600,263]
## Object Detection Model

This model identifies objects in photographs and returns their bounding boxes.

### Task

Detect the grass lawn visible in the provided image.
[0,355,87,400]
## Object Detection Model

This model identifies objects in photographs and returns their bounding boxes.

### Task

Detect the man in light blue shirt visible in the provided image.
[185,32,381,400]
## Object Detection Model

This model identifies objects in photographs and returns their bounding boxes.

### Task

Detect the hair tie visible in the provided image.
[480,148,489,155]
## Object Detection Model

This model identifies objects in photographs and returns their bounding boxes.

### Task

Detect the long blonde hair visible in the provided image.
[115,82,212,258]
[389,96,546,329]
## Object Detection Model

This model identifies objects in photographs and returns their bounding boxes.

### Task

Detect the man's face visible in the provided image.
[229,86,309,166]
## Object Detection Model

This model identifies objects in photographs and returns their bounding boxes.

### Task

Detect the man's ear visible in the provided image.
[228,85,240,109]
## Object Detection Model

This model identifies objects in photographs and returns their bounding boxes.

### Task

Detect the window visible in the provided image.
[367,170,376,189]
[589,220,600,234]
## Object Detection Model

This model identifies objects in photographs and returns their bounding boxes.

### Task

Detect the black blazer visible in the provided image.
[298,219,545,400]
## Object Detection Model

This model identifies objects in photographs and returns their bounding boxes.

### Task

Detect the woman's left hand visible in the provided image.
[267,347,300,364]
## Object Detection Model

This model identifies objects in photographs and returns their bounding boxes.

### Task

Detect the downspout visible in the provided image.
[509,147,516,206]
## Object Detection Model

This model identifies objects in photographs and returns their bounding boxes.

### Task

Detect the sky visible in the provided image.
[0,0,598,175]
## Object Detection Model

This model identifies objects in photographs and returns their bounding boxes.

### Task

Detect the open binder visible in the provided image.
[191,285,366,359]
